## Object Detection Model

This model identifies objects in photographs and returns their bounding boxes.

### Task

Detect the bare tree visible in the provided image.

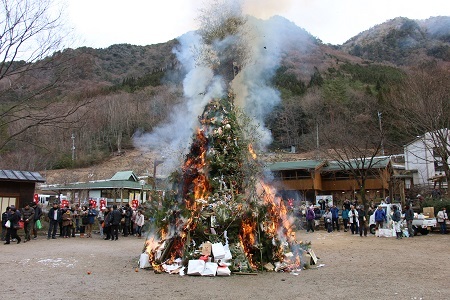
[305,85,386,210]
[385,65,450,183]
[0,0,91,152]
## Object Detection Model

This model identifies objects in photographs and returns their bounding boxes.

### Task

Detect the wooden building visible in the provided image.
[0,170,45,213]
[39,171,152,206]
[267,157,392,207]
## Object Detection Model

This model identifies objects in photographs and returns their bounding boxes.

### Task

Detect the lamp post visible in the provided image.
[153,160,164,190]
[139,180,146,203]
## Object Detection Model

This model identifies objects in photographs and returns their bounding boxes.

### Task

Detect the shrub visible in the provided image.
[421,198,450,216]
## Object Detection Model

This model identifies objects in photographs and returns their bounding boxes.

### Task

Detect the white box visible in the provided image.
[187,260,205,276]
[212,243,226,260]
[139,253,151,269]
[202,262,218,276]
[216,266,231,276]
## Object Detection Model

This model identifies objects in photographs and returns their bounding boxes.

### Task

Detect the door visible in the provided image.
[1,196,18,215]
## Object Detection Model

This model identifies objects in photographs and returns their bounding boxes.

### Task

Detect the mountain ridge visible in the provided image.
[1,15,449,178]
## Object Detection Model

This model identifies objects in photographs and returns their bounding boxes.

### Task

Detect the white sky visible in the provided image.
[66,0,450,48]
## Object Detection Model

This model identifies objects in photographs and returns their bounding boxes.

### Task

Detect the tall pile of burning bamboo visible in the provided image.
[142,96,311,275]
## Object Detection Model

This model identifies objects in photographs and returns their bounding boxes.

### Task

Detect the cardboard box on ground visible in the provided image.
[422,207,434,218]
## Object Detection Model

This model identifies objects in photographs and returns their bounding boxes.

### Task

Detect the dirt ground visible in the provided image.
[1,229,448,300]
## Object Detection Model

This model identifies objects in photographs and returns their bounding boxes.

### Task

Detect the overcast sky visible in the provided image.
[67,0,450,48]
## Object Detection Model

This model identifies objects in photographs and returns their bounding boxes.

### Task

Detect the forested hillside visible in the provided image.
[341,16,450,65]
[1,15,449,173]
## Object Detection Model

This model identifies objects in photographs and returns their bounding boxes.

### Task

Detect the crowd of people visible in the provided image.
[2,198,448,245]
[302,199,448,238]
[305,202,372,237]
[1,201,146,245]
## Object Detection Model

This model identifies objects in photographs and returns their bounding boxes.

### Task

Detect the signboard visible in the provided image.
[316,195,333,208]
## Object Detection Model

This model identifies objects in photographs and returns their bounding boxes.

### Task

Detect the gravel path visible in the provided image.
[1,230,448,300]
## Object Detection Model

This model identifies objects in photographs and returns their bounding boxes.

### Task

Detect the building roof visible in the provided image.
[39,170,150,191]
[110,171,138,181]
[323,156,391,171]
[267,157,391,172]
[0,170,45,183]
[267,160,324,171]
[41,180,150,191]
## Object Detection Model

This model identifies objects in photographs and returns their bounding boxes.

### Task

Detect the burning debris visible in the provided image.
[136,0,318,276]
[141,97,314,276]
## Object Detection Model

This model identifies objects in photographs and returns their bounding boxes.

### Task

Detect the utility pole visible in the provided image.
[153,159,164,190]
[71,133,76,161]
[378,112,385,156]
[316,120,319,150]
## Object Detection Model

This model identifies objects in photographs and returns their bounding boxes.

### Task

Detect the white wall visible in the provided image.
[89,190,101,199]
[404,131,450,187]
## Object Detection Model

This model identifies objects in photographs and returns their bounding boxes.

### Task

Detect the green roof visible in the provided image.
[41,180,151,191]
[110,171,138,181]
[267,160,323,171]
[40,171,150,191]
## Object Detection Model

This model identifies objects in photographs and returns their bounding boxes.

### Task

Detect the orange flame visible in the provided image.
[239,218,257,269]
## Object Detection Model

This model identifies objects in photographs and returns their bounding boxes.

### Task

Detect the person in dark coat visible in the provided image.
[1,206,10,241]
[122,204,132,237]
[109,205,122,241]
[306,206,315,233]
[404,205,415,237]
[103,207,112,240]
[392,205,402,239]
[330,205,340,231]
[31,202,42,239]
[357,206,367,237]
[85,204,97,238]
[313,206,322,230]
[4,207,21,244]
[21,202,35,242]
[47,203,62,239]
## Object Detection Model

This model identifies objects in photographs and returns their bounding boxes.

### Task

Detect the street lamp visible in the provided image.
[139,179,146,203]
[153,159,164,190]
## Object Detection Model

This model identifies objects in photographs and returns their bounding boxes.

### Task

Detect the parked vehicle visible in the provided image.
[368,203,437,235]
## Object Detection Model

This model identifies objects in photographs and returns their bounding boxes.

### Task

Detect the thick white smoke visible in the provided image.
[134,31,225,170]
[134,0,305,172]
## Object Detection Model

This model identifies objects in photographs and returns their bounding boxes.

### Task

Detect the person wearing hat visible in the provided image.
[21,202,35,242]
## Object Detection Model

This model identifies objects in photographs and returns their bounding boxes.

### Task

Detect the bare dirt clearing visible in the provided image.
[1,231,448,300]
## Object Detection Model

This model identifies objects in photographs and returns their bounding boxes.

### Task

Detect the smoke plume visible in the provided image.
[134,0,301,171]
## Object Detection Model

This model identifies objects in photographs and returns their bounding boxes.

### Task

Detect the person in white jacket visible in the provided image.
[135,210,145,238]
[436,207,448,234]
[348,205,359,234]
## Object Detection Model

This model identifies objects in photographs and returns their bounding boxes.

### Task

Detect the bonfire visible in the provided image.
[142,96,312,276]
